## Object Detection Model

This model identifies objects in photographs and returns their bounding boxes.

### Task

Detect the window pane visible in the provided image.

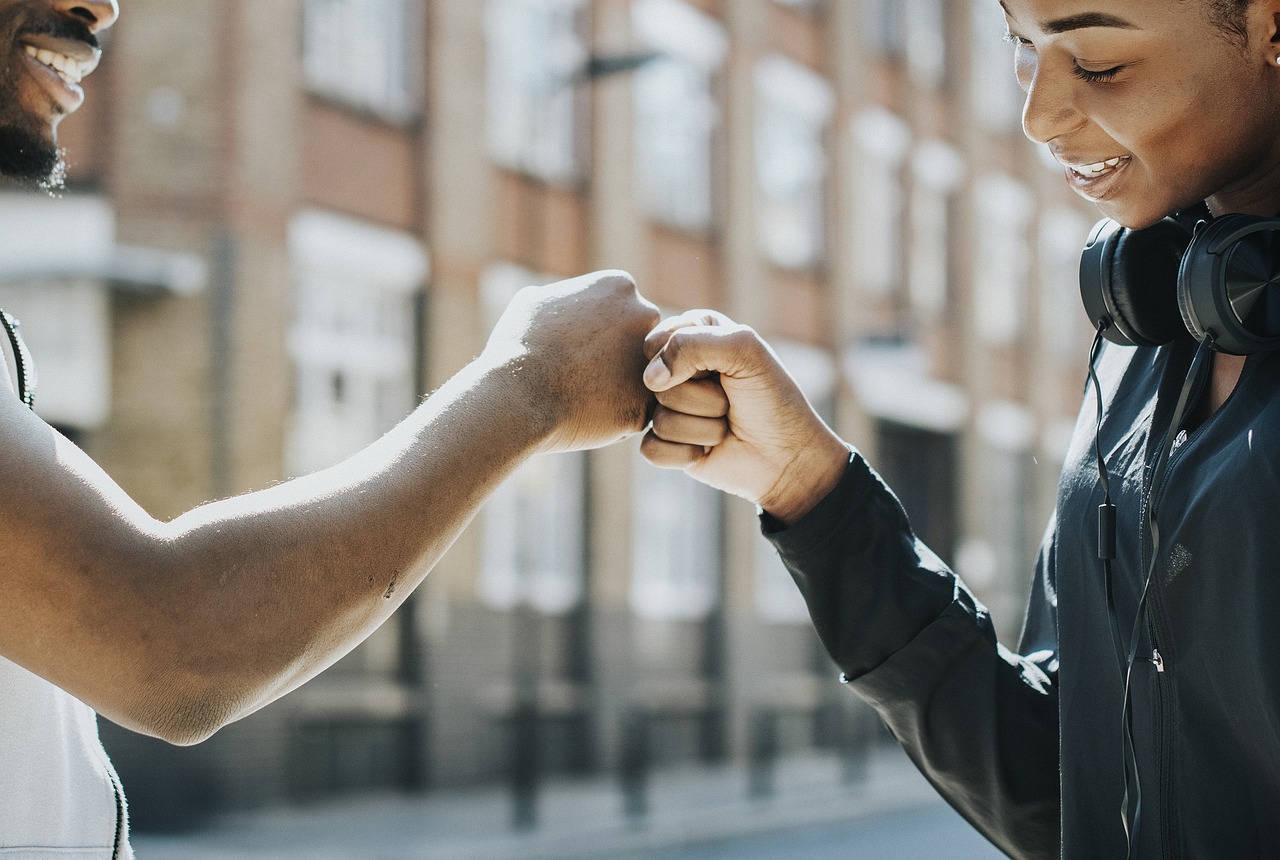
[303,0,420,119]
[286,210,426,476]
[632,0,726,231]
[485,0,587,183]
[631,452,721,621]
[973,174,1033,345]
[480,452,587,615]
[755,56,834,270]
[971,0,1025,132]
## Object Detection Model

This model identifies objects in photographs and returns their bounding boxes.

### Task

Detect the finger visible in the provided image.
[643,324,763,393]
[650,405,729,448]
[655,377,729,419]
[643,309,737,361]
[640,430,707,470]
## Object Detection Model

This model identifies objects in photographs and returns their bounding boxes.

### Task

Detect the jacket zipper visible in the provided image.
[1140,421,1200,860]
[1148,588,1181,860]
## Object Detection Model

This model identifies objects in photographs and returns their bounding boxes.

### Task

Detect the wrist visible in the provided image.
[758,431,850,528]
[463,349,561,453]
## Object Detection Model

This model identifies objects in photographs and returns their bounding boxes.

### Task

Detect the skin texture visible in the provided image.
[0,1,661,744]
[644,0,1280,519]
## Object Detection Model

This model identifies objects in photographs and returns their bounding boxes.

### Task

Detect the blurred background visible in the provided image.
[0,0,1100,856]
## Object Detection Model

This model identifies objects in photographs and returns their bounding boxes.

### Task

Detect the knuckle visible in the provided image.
[597,269,636,294]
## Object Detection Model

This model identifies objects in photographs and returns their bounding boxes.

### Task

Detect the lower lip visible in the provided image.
[20,50,84,115]
[1064,158,1131,201]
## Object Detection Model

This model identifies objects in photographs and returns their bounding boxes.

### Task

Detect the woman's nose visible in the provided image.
[1021,66,1087,145]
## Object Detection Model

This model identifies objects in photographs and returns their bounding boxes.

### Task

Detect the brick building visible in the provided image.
[0,0,1099,829]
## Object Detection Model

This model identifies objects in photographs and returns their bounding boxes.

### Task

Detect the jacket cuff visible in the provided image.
[759,448,861,552]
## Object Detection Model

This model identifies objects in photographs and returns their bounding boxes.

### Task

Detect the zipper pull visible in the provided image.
[1171,429,1189,452]
[1152,648,1166,673]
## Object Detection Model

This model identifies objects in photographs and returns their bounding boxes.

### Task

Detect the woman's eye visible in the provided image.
[1002,31,1033,49]
[1072,64,1124,83]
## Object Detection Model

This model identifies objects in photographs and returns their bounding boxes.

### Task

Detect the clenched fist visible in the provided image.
[640,310,849,526]
[482,270,660,453]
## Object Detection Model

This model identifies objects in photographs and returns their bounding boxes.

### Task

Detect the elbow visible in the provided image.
[123,678,249,747]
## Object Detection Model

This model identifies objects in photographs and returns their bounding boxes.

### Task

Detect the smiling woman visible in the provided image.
[1002,0,1280,228]
[637,1,1280,859]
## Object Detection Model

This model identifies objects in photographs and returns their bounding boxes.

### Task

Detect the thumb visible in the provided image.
[643,324,762,393]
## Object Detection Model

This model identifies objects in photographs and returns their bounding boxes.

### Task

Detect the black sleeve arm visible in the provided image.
[763,450,1061,860]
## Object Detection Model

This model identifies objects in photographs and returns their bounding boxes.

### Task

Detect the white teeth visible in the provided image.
[1068,156,1127,179]
[23,45,85,85]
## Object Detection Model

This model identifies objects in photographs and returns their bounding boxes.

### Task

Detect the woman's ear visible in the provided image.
[1251,0,1280,58]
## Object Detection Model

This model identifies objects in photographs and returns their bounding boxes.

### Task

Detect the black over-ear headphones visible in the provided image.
[1080,213,1280,354]
[1078,208,1280,858]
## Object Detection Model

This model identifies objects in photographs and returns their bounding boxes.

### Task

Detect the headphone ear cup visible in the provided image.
[1081,218,1190,347]
[1179,215,1280,355]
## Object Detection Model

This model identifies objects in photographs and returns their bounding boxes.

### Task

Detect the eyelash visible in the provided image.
[1071,64,1124,83]
[1002,31,1125,84]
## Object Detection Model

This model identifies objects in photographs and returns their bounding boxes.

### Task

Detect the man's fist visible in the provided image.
[483,270,660,453]
[640,310,848,526]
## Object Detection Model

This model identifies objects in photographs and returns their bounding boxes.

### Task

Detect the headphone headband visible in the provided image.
[1080,213,1280,355]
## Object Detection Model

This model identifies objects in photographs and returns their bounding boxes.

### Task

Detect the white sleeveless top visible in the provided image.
[0,656,131,858]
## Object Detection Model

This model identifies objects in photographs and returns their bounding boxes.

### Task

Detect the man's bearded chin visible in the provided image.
[0,122,66,190]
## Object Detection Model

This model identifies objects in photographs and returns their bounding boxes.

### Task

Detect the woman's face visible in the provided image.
[1002,0,1280,227]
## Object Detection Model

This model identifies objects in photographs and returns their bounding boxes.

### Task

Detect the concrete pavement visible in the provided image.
[131,744,1000,860]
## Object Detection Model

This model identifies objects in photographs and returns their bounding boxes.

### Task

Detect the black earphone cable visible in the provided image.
[1088,327,1127,672]
[1088,328,1213,860]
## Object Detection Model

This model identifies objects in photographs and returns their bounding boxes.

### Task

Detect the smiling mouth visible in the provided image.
[21,43,94,87]
[1062,156,1131,180]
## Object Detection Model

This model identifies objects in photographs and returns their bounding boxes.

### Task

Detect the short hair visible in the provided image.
[1205,0,1252,43]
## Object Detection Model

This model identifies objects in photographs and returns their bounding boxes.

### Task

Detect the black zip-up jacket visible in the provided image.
[764,338,1280,859]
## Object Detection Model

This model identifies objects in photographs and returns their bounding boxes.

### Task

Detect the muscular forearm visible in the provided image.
[1,269,656,744]
[7,356,549,743]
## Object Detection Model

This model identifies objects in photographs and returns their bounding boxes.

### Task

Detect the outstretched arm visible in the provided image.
[639,309,848,524]
[641,311,1060,859]
[0,271,658,746]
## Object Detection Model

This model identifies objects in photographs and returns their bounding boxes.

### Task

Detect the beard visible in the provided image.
[0,119,64,188]
[0,3,79,190]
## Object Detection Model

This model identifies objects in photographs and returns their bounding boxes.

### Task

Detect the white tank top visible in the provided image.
[0,655,132,857]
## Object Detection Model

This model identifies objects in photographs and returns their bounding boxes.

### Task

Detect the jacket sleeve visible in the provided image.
[764,450,1061,860]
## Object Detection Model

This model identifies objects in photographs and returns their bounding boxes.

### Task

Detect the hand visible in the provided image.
[640,310,849,526]
[483,270,660,453]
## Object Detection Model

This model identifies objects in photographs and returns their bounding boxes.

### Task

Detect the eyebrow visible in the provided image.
[1043,12,1138,33]
[999,2,1139,34]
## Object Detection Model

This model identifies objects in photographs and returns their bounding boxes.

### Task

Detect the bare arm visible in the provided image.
[0,271,658,745]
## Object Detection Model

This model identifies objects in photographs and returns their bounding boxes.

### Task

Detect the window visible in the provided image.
[479,450,586,614]
[755,340,837,624]
[476,263,587,614]
[975,401,1037,629]
[485,0,588,183]
[631,451,722,621]
[908,140,964,318]
[632,0,727,231]
[755,56,834,270]
[302,0,422,120]
[973,174,1033,345]
[875,421,959,562]
[286,210,427,476]
[971,0,1026,133]
[850,108,910,298]
[861,0,904,57]
[904,0,946,89]
[1039,208,1093,361]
